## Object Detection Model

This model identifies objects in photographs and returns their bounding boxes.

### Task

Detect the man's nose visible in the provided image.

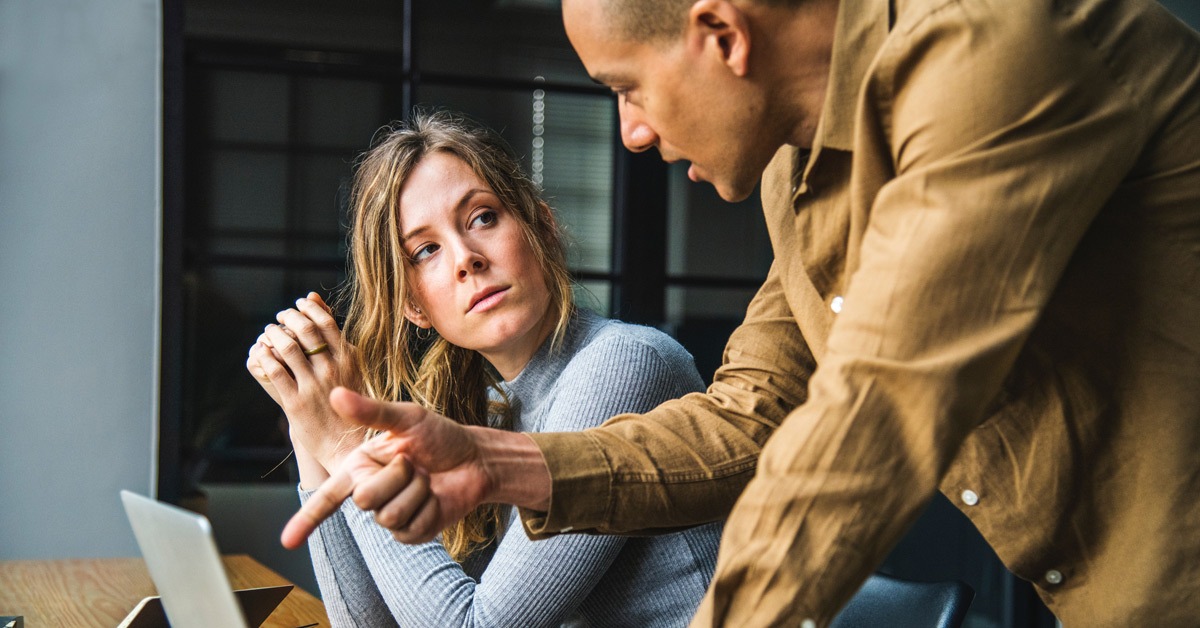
[619,101,658,153]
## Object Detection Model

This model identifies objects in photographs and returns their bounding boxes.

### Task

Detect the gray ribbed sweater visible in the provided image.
[300,310,723,627]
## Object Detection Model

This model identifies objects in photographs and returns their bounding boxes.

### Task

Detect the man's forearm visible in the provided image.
[469,426,552,511]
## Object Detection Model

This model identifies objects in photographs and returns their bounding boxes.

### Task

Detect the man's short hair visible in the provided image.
[607,0,807,43]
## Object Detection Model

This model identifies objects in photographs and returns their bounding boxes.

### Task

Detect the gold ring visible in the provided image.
[303,343,329,356]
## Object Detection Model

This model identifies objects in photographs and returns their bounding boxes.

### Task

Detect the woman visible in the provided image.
[247,111,722,627]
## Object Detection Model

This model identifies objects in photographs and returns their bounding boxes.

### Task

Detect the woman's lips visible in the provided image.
[469,287,508,313]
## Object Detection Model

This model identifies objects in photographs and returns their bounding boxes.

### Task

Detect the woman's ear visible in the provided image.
[536,199,555,223]
[535,199,559,237]
[403,302,432,329]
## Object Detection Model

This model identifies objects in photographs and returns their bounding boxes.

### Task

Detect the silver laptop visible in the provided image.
[118,490,291,628]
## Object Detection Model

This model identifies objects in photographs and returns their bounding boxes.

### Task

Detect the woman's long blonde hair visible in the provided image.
[340,111,574,561]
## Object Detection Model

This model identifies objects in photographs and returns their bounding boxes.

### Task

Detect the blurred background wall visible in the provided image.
[0,0,160,559]
[1164,0,1199,24]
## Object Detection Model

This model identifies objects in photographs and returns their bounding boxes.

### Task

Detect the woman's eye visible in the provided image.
[412,243,439,261]
[470,210,498,228]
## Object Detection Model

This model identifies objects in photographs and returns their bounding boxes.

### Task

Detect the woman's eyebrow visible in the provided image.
[455,188,492,212]
[401,223,429,243]
[401,188,492,242]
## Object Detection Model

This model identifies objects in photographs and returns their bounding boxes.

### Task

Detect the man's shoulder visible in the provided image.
[890,0,1000,31]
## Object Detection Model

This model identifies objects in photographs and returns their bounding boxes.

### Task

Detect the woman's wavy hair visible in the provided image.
[339,110,574,561]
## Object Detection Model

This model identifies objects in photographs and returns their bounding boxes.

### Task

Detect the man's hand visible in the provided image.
[281,386,550,549]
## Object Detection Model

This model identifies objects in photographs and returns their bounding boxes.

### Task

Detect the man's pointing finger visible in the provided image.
[329,386,427,434]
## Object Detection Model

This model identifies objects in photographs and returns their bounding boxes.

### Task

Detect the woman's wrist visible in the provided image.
[291,431,332,490]
[291,419,361,471]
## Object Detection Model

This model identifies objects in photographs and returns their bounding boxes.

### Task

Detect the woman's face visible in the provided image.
[399,151,554,378]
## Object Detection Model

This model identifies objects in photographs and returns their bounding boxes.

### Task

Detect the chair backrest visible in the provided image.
[830,573,975,628]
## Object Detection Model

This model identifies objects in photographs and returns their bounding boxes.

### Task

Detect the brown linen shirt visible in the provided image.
[525,0,1200,625]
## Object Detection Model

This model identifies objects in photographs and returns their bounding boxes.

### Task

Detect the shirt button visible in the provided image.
[830,295,844,314]
[801,620,816,628]
[961,489,979,506]
[1045,569,1063,585]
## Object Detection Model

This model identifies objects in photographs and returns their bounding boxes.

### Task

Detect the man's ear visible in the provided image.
[686,0,751,77]
[403,302,432,329]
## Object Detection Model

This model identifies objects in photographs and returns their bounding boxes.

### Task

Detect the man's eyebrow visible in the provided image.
[590,73,621,87]
[401,188,492,242]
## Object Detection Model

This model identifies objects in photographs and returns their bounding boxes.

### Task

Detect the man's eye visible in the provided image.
[412,243,439,261]
[615,89,641,108]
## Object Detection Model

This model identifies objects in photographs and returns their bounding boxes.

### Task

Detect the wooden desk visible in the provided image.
[0,554,328,627]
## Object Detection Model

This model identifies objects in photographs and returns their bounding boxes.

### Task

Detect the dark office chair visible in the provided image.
[830,573,975,628]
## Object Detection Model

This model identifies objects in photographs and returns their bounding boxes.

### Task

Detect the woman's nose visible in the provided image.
[456,247,488,280]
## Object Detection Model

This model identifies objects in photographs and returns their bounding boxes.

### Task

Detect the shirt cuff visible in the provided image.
[519,430,613,539]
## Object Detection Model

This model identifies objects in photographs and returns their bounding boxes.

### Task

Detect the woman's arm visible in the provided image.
[301,497,398,628]
[247,293,397,624]
[247,292,362,488]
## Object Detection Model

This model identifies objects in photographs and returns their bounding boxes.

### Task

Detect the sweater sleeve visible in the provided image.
[298,488,398,627]
[321,326,707,627]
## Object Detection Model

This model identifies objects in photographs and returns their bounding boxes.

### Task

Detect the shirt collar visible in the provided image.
[814,0,891,153]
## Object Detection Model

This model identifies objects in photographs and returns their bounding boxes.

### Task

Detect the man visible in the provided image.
[285,0,1200,624]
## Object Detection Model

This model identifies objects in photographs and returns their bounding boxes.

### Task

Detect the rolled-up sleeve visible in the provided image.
[525,261,815,536]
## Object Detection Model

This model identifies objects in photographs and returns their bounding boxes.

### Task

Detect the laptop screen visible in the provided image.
[119,490,251,628]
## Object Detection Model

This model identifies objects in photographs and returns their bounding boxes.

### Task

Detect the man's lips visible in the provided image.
[663,155,703,183]
[468,286,509,313]
[666,157,702,183]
